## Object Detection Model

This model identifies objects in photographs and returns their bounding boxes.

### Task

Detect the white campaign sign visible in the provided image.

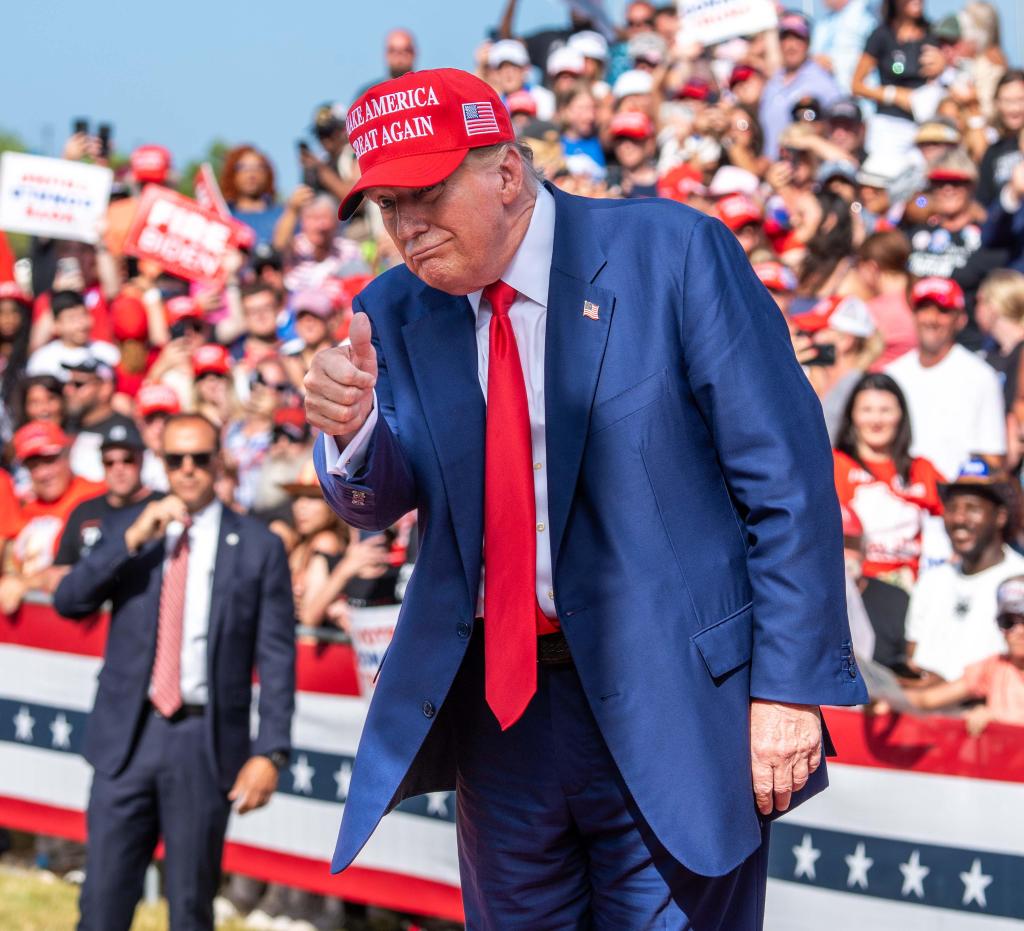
[0,152,113,244]
[677,0,778,47]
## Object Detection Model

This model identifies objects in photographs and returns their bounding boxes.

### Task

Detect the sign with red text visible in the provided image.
[194,163,256,251]
[0,152,112,244]
[122,184,233,283]
[677,0,777,46]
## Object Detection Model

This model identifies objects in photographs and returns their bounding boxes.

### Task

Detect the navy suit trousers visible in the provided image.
[452,626,770,930]
[77,708,231,931]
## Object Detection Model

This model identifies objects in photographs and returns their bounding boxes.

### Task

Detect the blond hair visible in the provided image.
[979,269,1024,323]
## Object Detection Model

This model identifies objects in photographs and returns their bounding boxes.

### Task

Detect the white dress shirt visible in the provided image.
[151,499,223,705]
[326,185,558,613]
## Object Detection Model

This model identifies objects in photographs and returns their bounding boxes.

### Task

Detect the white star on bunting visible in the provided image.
[899,849,930,898]
[290,754,315,795]
[844,842,873,889]
[792,833,821,880]
[960,858,993,908]
[49,712,72,749]
[333,761,352,800]
[13,706,35,741]
[426,792,449,817]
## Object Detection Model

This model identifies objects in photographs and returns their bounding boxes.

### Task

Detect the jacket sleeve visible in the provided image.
[52,517,145,620]
[678,216,867,706]
[314,295,417,531]
[251,532,296,759]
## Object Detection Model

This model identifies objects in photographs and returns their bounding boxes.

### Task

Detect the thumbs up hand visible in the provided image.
[304,312,378,442]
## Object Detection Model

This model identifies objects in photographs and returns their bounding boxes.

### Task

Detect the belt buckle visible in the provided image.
[538,632,572,666]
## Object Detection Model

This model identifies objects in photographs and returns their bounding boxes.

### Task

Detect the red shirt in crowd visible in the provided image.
[833,450,944,580]
[963,655,1024,725]
[867,292,917,371]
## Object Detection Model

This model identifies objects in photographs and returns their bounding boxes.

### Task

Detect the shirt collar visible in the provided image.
[167,497,222,542]
[467,184,555,314]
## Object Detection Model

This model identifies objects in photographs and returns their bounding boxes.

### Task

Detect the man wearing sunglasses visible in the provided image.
[54,413,295,931]
[62,356,137,483]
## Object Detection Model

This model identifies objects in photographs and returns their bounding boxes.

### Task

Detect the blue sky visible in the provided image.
[3,0,1019,193]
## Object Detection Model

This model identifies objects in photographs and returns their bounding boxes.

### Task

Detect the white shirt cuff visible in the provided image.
[324,392,378,479]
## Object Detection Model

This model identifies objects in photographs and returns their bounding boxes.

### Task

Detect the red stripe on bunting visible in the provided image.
[825,706,1024,784]
[0,796,463,922]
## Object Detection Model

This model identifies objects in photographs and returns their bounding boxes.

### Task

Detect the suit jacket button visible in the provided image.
[456,621,471,639]
[848,663,858,679]
[422,701,435,718]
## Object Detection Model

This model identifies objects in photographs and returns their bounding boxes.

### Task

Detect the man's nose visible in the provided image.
[395,207,430,243]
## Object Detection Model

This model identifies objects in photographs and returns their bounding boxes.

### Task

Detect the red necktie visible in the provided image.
[483,280,537,730]
[150,520,191,717]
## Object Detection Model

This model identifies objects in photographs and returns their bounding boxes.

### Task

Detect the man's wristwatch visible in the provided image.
[263,751,289,771]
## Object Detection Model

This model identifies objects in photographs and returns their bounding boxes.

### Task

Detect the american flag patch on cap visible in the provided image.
[463,101,499,136]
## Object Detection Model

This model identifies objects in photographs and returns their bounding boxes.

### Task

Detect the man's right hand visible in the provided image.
[304,312,378,443]
[124,495,189,554]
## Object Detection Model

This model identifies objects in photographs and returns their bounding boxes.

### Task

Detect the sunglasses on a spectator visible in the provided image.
[24,453,62,469]
[253,372,290,391]
[997,614,1024,631]
[164,450,216,471]
[66,378,96,390]
[628,16,654,27]
[930,179,971,189]
[102,452,139,467]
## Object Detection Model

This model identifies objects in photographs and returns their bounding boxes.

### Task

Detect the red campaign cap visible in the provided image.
[165,295,203,326]
[656,164,707,202]
[13,420,70,461]
[192,343,231,377]
[130,145,172,185]
[729,64,761,88]
[0,281,31,305]
[677,78,712,102]
[610,111,654,140]
[911,276,965,311]
[506,89,538,116]
[715,193,763,231]
[927,166,975,183]
[137,383,181,417]
[753,261,797,293]
[110,294,148,341]
[340,68,515,220]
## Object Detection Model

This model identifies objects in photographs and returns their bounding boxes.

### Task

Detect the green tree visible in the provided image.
[0,128,27,155]
[179,139,232,198]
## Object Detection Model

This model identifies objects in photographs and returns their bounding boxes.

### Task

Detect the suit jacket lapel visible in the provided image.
[402,289,485,607]
[545,186,615,571]
[207,506,240,649]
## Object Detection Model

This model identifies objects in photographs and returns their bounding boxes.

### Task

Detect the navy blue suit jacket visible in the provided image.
[53,503,296,791]
[315,184,869,877]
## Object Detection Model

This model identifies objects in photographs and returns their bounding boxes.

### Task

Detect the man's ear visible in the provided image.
[498,147,526,205]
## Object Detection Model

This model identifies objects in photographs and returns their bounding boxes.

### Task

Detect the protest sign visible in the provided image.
[677,0,777,47]
[122,184,233,283]
[347,604,400,699]
[194,162,256,250]
[0,152,112,244]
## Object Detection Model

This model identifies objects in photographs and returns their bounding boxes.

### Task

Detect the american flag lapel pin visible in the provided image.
[582,300,600,320]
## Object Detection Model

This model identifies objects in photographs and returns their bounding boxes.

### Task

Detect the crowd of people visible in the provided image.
[2,0,1024,927]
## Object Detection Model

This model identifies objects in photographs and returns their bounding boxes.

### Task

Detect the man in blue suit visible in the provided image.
[306,68,868,928]
[54,413,295,931]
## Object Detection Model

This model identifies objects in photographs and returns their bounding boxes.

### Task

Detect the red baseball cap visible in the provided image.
[14,420,70,461]
[340,68,515,220]
[110,294,148,341]
[610,111,654,140]
[656,164,707,202]
[911,276,965,311]
[715,193,763,232]
[753,261,797,293]
[677,78,712,102]
[192,344,231,377]
[506,89,538,116]
[729,64,761,88]
[137,383,181,417]
[130,145,172,185]
[0,281,31,306]
[166,295,203,327]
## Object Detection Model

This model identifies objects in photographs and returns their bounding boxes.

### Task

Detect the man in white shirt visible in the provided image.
[887,277,1006,479]
[906,458,1024,682]
[26,290,119,382]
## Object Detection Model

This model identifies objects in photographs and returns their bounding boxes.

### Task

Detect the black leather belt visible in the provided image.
[150,702,205,722]
[537,631,573,666]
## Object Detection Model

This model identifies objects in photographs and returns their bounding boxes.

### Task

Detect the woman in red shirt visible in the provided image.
[833,372,944,587]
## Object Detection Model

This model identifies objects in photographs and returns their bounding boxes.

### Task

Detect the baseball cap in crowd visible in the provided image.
[753,261,798,293]
[677,77,713,102]
[137,383,181,418]
[251,243,284,273]
[914,119,962,146]
[110,294,148,342]
[293,290,333,319]
[791,96,822,123]
[339,68,515,221]
[793,295,876,337]
[817,160,858,186]
[856,154,901,189]
[547,46,585,78]
[628,33,667,67]
[997,576,1024,620]
[488,39,530,69]
[568,30,609,64]
[99,420,144,452]
[715,193,763,231]
[14,420,71,461]
[778,11,811,39]
[612,69,654,100]
[273,408,312,445]
[708,165,760,197]
[927,150,978,185]
[192,344,231,378]
[910,277,965,311]
[610,111,654,140]
[729,64,762,88]
[280,459,322,497]
[827,97,863,124]
[62,352,114,381]
[0,281,31,306]
[506,89,538,117]
[656,164,707,202]
[130,145,172,185]
[165,295,203,327]
[938,456,1014,507]
[313,102,347,137]
[930,14,962,44]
